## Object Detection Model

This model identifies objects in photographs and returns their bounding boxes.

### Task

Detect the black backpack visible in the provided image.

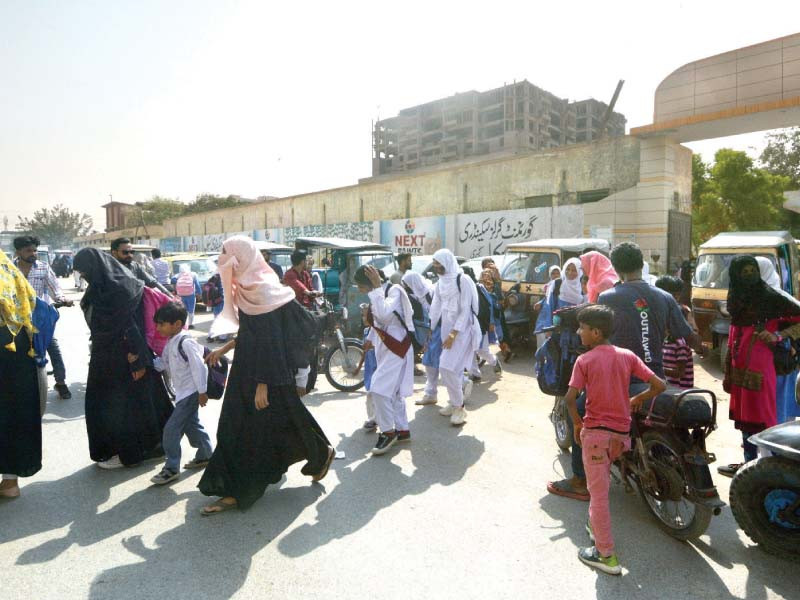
[177,336,229,399]
[383,284,421,352]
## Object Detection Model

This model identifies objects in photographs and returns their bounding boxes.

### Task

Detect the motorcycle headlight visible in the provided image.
[341,307,348,321]
[718,301,729,317]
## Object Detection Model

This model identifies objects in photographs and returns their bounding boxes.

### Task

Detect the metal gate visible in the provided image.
[667,210,692,272]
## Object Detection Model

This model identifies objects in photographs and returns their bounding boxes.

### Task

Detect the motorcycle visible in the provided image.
[539,305,725,540]
[313,299,365,392]
[730,421,800,560]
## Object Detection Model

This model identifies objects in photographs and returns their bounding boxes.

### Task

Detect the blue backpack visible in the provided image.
[178,336,228,400]
[534,304,585,396]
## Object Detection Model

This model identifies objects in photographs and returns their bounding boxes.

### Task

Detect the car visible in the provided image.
[165,254,219,305]
[253,241,293,274]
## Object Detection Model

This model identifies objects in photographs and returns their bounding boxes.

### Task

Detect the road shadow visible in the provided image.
[42,381,87,423]
[277,412,485,557]
[0,464,180,558]
[302,389,363,408]
[86,482,324,600]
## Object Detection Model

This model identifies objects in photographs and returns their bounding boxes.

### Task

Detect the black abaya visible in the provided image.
[0,329,41,477]
[199,302,331,510]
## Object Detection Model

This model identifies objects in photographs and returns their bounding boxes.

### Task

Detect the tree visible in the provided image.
[760,127,800,188]
[127,196,186,226]
[17,204,93,248]
[692,149,792,250]
[184,194,245,215]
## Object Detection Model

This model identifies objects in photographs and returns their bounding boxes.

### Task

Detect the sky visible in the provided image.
[0,0,798,232]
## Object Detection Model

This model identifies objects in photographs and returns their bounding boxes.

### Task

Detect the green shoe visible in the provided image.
[578,546,621,576]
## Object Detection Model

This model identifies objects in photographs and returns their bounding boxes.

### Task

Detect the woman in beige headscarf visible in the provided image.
[198,236,334,515]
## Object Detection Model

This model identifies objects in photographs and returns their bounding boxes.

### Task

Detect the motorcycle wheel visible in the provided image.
[324,340,365,392]
[636,431,713,540]
[551,396,573,451]
[730,456,800,561]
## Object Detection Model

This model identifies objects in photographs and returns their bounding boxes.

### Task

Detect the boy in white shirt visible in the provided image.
[150,302,214,485]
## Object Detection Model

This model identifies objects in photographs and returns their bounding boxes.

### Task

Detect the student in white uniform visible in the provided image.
[356,265,415,455]
[428,249,481,426]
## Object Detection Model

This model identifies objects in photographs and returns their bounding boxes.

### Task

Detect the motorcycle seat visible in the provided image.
[637,388,713,429]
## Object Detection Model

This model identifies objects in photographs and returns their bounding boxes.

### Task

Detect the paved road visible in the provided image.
[0,286,794,599]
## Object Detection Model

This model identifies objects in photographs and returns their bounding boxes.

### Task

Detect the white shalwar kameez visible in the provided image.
[367,283,415,433]
[429,251,481,408]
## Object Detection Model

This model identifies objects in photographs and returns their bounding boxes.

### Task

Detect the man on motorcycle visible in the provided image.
[548,242,702,501]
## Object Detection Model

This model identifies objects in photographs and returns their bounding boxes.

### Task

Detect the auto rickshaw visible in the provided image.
[500,237,610,347]
[692,231,800,369]
[294,237,397,336]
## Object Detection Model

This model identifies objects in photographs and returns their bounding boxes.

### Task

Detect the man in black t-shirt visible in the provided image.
[547,242,703,501]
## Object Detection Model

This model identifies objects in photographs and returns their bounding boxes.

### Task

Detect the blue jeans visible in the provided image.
[47,337,66,384]
[568,382,649,480]
[742,431,758,462]
[162,393,213,472]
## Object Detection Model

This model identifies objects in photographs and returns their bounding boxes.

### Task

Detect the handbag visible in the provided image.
[727,330,763,392]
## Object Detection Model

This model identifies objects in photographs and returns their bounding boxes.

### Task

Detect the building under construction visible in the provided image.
[372,80,626,176]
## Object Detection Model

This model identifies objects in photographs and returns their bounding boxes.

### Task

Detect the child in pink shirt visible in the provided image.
[564,305,666,575]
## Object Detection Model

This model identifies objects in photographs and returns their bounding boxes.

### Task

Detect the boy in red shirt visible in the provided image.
[565,305,665,575]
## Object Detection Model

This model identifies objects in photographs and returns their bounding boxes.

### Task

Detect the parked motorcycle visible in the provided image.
[730,421,800,560]
[539,305,724,540]
[313,299,365,392]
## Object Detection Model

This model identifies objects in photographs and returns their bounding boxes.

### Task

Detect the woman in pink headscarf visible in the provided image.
[580,251,618,303]
[198,236,334,515]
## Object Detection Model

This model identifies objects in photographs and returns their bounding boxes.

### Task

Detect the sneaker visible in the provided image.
[463,380,474,400]
[578,546,621,576]
[494,362,502,375]
[150,468,179,485]
[586,520,595,543]
[450,406,467,426]
[183,458,210,470]
[416,394,437,406]
[439,404,455,417]
[372,432,397,456]
[363,419,377,431]
[97,456,124,470]
[469,375,482,383]
[396,430,411,442]
[54,383,72,400]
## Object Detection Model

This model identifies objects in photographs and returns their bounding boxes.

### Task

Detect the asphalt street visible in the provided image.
[0,284,795,600]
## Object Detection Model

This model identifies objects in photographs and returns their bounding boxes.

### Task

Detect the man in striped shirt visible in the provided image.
[13,235,73,399]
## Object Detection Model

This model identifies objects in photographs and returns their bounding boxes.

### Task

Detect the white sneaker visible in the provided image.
[97,456,124,470]
[439,404,455,416]
[462,380,474,400]
[416,394,438,406]
[450,406,467,426]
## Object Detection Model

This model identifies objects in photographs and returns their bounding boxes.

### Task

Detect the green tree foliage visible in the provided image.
[184,194,245,215]
[128,196,187,226]
[17,204,93,248]
[692,149,792,250]
[760,127,800,187]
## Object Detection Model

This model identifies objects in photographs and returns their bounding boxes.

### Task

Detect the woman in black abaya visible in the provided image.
[73,248,172,469]
[198,236,334,515]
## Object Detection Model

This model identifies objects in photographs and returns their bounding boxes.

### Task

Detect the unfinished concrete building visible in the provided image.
[372,80,626,176]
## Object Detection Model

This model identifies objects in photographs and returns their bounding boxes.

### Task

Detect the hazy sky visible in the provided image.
[0,0,797,231]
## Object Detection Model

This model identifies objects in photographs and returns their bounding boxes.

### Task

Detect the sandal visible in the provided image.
[201,498,237,516]
[312,447,336,482]
[547,479,590,501]
[717,463,742,478]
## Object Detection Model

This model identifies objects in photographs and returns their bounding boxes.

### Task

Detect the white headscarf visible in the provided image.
[402,271,434,311]
[756,256,782,291]
[556,257,584,305]
[209,236,295,337]
[432,248,461,311]
[179,263,192,275]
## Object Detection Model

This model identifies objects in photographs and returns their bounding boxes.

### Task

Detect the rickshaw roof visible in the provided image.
[699,231,793,250]
[253,240,292,252]
[505,238,611,253]
[294,237,390,252]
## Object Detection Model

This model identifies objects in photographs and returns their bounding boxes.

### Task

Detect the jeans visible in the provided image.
[582,428,631,556]
[47,337,66,384]
[162,393,213,473]
[568,382,649,480]
[742,431,759,462]
[180,295,196,326]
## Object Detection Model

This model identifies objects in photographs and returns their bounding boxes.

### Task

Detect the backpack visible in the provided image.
[202,274,223,306]
[384,284,421,352]
[178,336,228,399]
[534,304,585,396]
[176,272,195,296]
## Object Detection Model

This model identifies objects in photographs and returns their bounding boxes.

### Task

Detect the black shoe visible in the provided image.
[54,383,72,400]
[494,362,502,374]
[396,430,411,442]
[371,432,397,456]
[470,375,482,383]
[478,359,486,368]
